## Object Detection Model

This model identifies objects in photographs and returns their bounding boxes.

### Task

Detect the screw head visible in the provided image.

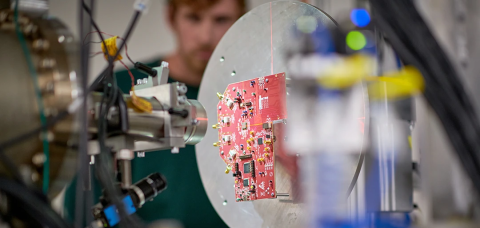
[171,147,180,154]
[32,153,46,167]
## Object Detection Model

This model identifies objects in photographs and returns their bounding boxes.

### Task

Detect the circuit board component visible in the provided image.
[214,73,287,201]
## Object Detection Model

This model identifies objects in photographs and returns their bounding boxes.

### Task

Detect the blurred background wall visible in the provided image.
[48,0,277,81]
[47,0,359,81]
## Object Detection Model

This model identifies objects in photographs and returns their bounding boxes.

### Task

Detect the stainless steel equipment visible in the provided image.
[196,1,336,227]
[88,67,208,155]
[0,8,78,197]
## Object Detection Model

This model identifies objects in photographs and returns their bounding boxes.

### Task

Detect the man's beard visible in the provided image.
[183,47,212,74]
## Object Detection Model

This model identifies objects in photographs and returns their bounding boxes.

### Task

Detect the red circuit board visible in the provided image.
[215,73,287,202]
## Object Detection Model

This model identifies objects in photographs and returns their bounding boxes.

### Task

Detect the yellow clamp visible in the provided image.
[317,54,373,89]
[128,87,153,113]
[366,66,424,100]
[316,54,424,100]
[101,36,123,61]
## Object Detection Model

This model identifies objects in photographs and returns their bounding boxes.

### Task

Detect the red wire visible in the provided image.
[89,51,104,58]
[119,60,135,88]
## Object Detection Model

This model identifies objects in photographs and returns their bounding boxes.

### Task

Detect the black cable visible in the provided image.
[0,177,72,228]
[0,7,143,228]
[0,111,69,150]
[87,10,141,92]
[168,108,189,118]
[369,0,480,194]
[75,0,95,227]
[0,111,69,187]
[74,8,143,226]
[0,4,143,228]
[117,89,130,132]
[95,75,143,228]
[0,4,141,162]
[81,0,111,62]
[82,1,141,83]
[0,152,24,184]
[346,153,365,197]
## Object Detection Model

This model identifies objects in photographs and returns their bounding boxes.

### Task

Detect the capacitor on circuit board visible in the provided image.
[227,99,234,109]
[223,116,230,124]
[224,135,231,142]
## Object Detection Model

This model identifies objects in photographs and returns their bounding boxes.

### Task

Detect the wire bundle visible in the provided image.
[79,1,143,227]
[369,0,480,194]
[0,0,144,227]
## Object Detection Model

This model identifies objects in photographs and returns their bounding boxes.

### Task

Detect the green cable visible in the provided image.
[14,1,50,193]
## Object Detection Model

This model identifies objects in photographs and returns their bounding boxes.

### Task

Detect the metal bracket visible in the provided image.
[134,61,170,91]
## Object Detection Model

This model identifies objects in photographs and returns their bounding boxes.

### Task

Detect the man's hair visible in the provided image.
[168,0,246,15]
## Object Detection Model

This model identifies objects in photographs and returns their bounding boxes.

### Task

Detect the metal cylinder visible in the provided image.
[184,99,208,145]
[92,94,208,147]
[0,9,78,198]
[128,172,167,208]
[120,160,132,187]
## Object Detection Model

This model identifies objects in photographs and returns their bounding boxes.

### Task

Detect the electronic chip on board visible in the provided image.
[215,73,287,202]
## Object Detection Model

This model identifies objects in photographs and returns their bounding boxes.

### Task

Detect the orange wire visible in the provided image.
[119,60,135,88]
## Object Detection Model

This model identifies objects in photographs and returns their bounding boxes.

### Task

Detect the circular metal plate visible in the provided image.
[196,2,335,227]
[0,10,78,198]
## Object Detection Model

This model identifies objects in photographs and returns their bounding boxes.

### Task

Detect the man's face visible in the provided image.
[170,0,242,73]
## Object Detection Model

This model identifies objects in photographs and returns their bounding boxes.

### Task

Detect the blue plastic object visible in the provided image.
[103,195,137,227]
[350,9,371,27]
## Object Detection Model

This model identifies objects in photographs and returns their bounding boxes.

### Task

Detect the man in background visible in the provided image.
[65,0,245,227]
[116,0,245,227]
